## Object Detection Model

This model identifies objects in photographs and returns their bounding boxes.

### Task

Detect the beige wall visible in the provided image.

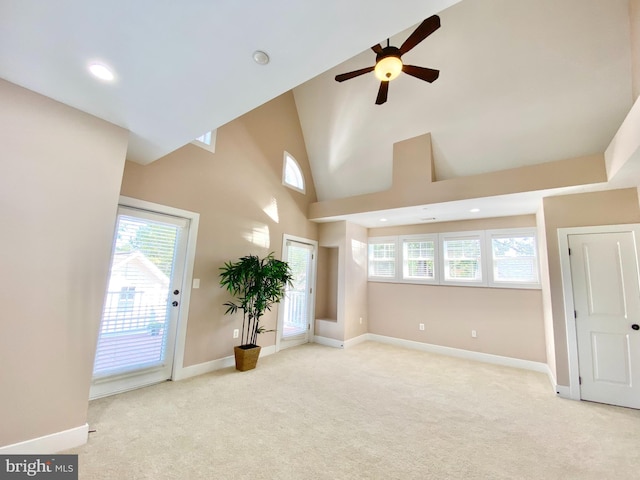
[315,247,338,320]
[536,206,556,381]
[315,221,368,341]
[543,188,640,385]
[317,222,347,340]
[631,0,640,101]
[369,215,536,237]
[368,215,546,362]
[0,80,128,447]
[120,92,318,366]
[369,283,545,362]
[344,222,368,340]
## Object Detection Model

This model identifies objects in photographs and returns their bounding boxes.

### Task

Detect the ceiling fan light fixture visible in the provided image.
[374,55,403,81]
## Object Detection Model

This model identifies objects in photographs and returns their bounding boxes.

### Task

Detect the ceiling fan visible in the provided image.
[334,15,441,105]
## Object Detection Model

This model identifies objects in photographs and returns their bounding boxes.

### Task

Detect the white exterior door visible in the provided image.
[277,236,317,351]
[90,206,190,399]
[569,232,640,409]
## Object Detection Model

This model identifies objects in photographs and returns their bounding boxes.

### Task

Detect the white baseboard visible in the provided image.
[173,344,276,381]
[543,365,570,397]
[555,384,572,399]
[367,334,549,374]
[313,335,344,349]
[0,424,88,454]
[344,334,369,348]
[313,334,370,349]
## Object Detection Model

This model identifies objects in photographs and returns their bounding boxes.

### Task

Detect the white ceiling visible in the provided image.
[0,0,636,227]
[0,0,459,164]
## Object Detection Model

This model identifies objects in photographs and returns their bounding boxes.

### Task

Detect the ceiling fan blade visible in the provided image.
[399,15,441,56]
[335,66,375,82]
[402,65,440,83]
[371,44,383,54]
[375,81,389,105]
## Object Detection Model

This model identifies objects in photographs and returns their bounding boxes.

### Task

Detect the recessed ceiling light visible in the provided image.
[88,63,115,81]
[253,50,270,65]
[470,208,480,213]
[379,218,388,222]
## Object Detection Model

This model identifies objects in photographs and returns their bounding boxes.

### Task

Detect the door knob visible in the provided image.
[172,301,179,307]
[632,324,639,331]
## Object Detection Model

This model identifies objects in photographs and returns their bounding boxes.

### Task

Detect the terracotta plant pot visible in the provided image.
[234,345,261,371]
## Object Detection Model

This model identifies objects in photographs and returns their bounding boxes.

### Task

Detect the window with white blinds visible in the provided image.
[93,215,180,378]
[488,229,539,286]
[442,233,483,284]
[368,228,540,289]
[402,236,437,282]
[368,238,397,279]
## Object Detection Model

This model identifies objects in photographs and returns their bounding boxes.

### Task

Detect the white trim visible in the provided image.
[0,424,88,454]
[115,196,200,386]
[557,223,640,401]
[344,333,369,348]
[368,334,549,373]
[313,335,344,348]
[173,345,277,381]
[276,235,318,353]
[555,384,572,399]
[542,363,570,397]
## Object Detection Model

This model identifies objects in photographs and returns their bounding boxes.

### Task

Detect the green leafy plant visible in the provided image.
[219,253,293,347]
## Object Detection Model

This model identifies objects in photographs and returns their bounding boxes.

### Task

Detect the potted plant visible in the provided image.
[219,252,293,371]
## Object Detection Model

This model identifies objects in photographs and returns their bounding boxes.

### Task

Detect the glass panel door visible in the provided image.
[279,238,316,350]
[91,206,188,398]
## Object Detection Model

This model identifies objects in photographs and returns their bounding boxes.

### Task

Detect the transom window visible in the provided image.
[282,152,305,193]
[191,130,217,153]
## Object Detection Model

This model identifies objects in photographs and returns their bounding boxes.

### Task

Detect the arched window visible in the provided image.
[282,151,305,193]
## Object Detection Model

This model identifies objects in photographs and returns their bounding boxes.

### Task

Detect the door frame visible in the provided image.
[117,196,200,383]
[558,224,640,401]
[276,234,318,353]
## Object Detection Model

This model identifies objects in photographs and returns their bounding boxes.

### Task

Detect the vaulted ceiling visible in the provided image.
[0,0,636,226]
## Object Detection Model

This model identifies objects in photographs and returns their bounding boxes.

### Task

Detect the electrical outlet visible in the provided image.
[471,330,477,338]
[419,323,425,331]
[233,329,239,339]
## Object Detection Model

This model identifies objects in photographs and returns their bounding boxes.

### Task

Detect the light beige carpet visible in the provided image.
[69,342,640,479]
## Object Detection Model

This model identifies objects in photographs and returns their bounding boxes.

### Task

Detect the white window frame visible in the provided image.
[486,228,540,289]
[191,129,217,153]
[368,236,398,281]
[440,231,487,287]
[400,234,439,284]
[282,151,305,194]
[368,228,541,289]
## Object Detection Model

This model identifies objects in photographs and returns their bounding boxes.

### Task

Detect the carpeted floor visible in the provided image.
[68,342,640,479]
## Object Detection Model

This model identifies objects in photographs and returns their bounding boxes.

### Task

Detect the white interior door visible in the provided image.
[90,206,189,399]
[569,232,640,409]
[277,237,317,351]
